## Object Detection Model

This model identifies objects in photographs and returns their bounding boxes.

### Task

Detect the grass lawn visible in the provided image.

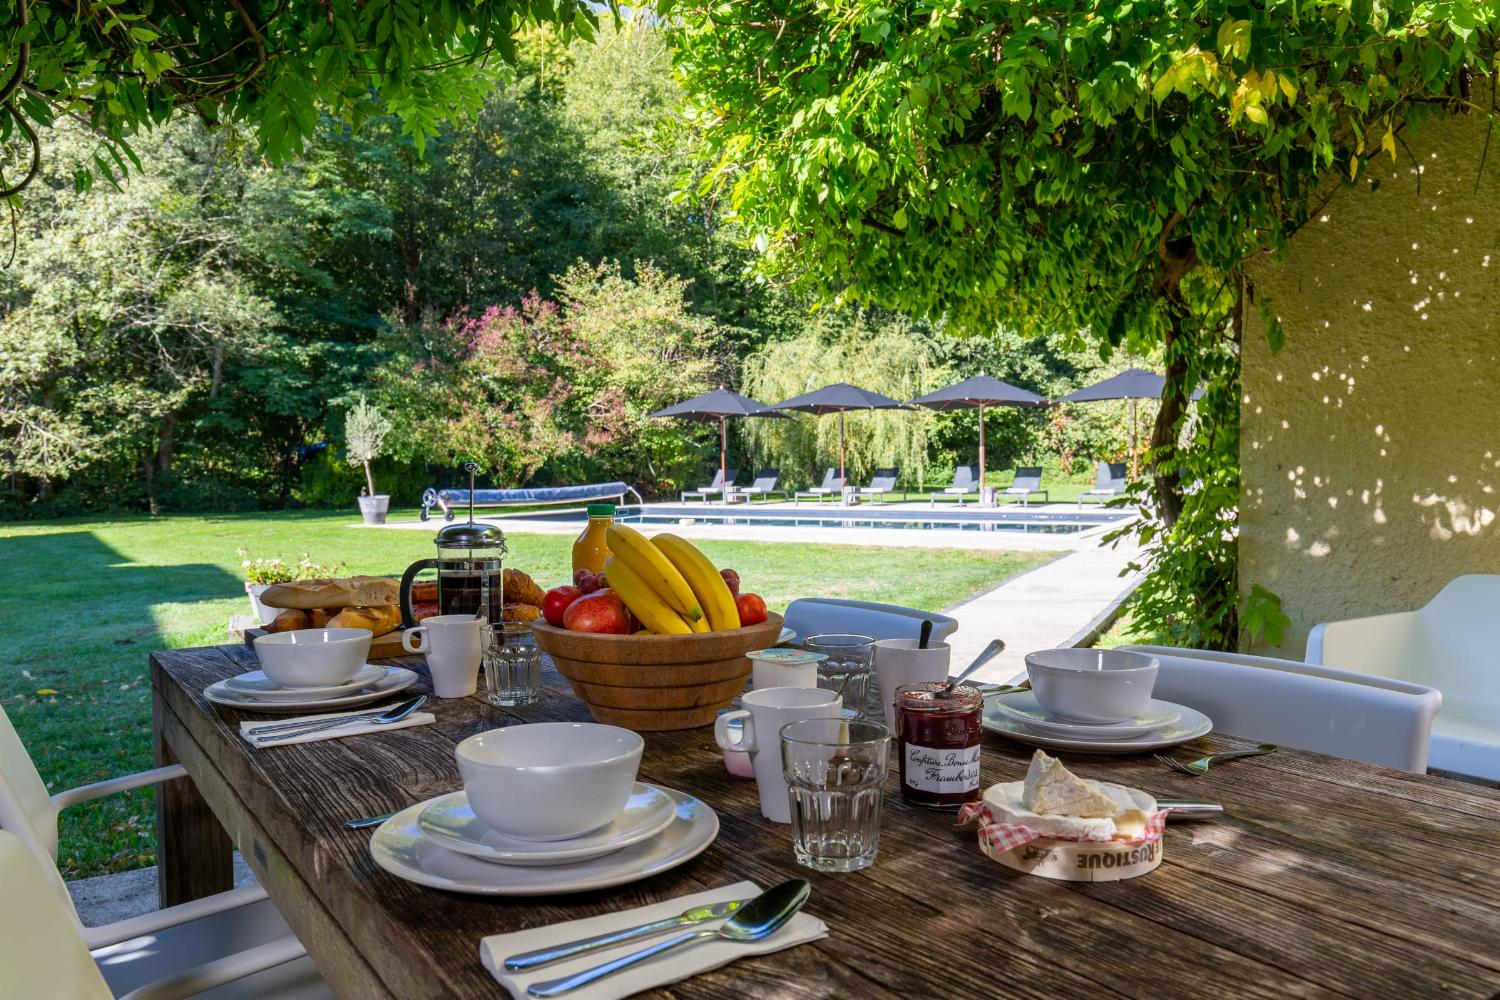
[0,509,1059,879]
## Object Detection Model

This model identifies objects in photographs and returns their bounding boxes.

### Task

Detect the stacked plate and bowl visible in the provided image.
[369,722,719,896]
[982,648,1212,753]
[206,629,418,713]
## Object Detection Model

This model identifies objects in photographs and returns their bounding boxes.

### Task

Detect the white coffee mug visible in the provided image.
[402,614,484,698]
[873,639,952,731]
[714,687,842,823]
[748,648,825,691]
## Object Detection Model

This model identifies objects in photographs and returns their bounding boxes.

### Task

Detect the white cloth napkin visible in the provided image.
[479,880,827,1000]
[238,709,435,748]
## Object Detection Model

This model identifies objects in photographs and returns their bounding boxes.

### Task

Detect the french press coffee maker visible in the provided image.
[400,463,506,627]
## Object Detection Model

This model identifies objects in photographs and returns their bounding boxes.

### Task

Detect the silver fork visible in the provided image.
[1155,743,1278,776]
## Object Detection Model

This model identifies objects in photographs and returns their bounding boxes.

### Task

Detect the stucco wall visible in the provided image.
[1241,112,1500,657]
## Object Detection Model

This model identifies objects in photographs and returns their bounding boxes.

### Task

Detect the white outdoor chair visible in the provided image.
[1122,645,1441,773]
[1078,461,1127,508]
[793,468,840,505]
[0,704,327,998]
[726,469,786,504]
[681,467,736,503]
[849,467,901,504]
[1306,574,1500,781]
[930,465,980,507]
[784,598,958,645]
[998,466,1049,507]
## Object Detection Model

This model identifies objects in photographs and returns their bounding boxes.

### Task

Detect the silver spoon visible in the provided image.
[527,879,811,997]
[256,694,427,743]
[939,638,1005,698]
[505,899,752,971]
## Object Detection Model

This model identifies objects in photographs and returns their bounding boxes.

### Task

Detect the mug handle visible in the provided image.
[713,710,754,753]
[399,558,438,629]
[401,626,428,654]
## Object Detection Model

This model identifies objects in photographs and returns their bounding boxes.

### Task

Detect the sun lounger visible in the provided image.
[682,467,737,503]
[794,468,841,505]
[930,465,980,507]
[849,468,901,504]
[998,466,1049,507]
[726,469,786,503]
[1078,461,1127,508]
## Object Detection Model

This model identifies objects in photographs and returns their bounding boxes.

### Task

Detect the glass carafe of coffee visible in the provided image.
[400,464,507,627]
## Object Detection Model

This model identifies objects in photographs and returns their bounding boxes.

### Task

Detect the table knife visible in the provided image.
[1158,800,1223,819]
[503,899,751,972]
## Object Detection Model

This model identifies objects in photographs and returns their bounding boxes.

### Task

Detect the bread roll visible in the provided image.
[503,569,546,608]
[260,576,399,610]
[326,605,402,636]
[411,580,439,603]
[265,609,310,633]
[503,603,542,623]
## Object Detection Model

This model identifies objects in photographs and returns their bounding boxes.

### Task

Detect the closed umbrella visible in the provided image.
[1055,367,1201,476]
[909,374,1046,501]
[770,382,909,493]
[650,388,788,498]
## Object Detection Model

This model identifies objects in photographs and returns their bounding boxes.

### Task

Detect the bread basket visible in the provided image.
[530,613,785,731]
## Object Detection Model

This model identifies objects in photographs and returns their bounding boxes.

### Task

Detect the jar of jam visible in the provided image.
[895,682,983,809]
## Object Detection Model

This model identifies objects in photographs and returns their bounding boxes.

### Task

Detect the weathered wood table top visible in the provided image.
[150,644,1500,999]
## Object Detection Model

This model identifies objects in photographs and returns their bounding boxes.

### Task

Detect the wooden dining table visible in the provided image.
[151,643,1500,999]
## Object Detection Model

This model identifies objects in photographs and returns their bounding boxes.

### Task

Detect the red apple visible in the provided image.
[542,586,582,627]
[736,592,768,626]
[562,589,632,634]
[720,568,741,597]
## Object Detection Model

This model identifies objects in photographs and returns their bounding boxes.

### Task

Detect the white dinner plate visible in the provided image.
[223,664,387,700]
[204,667,417,713]
[416,783,676,866]
[983,699,1212,754]
[370,787,717,895]
[989,692,1182,739]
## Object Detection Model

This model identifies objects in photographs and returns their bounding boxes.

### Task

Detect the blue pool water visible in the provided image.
[498,505,1123,535]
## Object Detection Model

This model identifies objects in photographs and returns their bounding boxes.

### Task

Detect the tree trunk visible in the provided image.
[363,458,376,497]
[157,412,178,475]
[1148,312,1190,529]
[403,226,421,326]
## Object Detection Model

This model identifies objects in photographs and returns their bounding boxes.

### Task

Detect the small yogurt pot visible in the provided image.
[252,628,372,689]
[456,723,643,841]
[1024,648,1159,724]
[747,647,825,691]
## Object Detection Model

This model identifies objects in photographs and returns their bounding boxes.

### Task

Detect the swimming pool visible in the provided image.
[498,505,1124,535]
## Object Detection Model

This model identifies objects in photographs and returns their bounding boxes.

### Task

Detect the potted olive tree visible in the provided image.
[346,395,394,525]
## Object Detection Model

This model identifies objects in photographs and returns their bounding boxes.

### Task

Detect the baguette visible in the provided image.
[261,576,399,610]
[265,609,310,633]
[326,605,402,637]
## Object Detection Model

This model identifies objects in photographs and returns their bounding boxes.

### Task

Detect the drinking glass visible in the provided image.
[803,633,876,718]
[482,622,541,706]
[780,718,890,872]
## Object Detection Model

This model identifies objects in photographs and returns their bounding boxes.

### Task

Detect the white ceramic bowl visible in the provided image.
[456,723,644,841]
[252,628,372,689]
[1024,648,1159,724]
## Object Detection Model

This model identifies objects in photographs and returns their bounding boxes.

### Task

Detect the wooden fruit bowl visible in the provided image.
[531,612,785,731]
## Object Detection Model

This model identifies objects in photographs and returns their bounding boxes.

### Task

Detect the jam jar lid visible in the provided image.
[896,681,984,713]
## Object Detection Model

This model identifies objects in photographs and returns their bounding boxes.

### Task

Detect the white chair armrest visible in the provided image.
[1305,609,1421,665]
[116,933,306,1000]
[83,884,270,950]
[51,764,188,811]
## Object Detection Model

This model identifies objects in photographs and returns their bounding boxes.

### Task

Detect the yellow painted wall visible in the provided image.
[1241,112,1500,657]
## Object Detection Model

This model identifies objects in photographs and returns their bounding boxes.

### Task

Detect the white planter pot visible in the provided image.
[245,583,280,625]
[358,494,391,525]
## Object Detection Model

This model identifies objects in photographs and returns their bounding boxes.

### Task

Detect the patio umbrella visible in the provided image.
[770,382,909,491]
[908,374,1046,498]
[1054,367,1202,476]
[649,387,788,496]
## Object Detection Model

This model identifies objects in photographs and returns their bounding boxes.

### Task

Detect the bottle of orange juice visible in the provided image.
[571,504,615,576]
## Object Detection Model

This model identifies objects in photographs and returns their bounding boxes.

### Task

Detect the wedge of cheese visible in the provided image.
[1021,750,1121,818]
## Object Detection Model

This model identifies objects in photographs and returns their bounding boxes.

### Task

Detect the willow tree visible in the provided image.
[669,1,1499,647]
[0,1,611,202]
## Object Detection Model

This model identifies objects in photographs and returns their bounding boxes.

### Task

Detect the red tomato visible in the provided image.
[735,592,768,626]
[541,585,583,627]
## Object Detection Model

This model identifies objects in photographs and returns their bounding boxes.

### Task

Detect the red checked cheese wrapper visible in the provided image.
[958,781,1168,882]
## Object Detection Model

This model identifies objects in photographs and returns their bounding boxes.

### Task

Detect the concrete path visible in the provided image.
[945,535,1145,685]
[69,854,257,927]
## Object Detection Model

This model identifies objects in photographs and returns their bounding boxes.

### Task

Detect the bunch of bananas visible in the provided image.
[602,525,741,635]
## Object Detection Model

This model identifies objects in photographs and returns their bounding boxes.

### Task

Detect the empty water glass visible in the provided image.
[780,717,890,872]
[482,622,541,706]
[803,633,876,718]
